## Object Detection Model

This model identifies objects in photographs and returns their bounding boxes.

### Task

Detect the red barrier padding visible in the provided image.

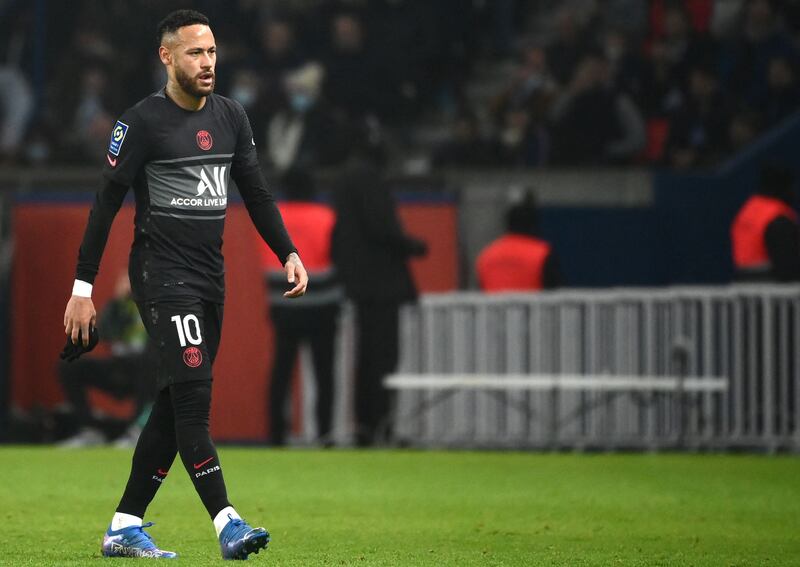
[11,201,457,440]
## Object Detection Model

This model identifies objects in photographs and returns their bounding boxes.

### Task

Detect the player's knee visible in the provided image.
[171,381,212,427]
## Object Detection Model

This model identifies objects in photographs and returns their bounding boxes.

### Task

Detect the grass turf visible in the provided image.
[1,447,798,566]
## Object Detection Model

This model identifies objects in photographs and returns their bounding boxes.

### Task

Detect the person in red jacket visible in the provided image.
[477,192,562,292]
[259,168,343,446]
[731,164,800,282]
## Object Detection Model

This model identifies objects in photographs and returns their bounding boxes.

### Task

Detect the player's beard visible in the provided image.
[175,64,215,98]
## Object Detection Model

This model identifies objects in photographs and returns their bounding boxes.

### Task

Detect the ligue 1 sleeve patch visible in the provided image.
[108,120,129,156]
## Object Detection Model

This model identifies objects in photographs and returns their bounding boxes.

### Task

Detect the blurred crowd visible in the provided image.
[0,0,798,170]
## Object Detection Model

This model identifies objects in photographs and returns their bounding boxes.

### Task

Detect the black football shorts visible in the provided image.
[137,298,223,391]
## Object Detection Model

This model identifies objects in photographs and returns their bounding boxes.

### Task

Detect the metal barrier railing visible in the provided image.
[391,286,800,451]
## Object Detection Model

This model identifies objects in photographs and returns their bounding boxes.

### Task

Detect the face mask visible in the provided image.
[26,139,50,163]
[290,93,313,113]
[232,86,256,107]
[523,75,544,91]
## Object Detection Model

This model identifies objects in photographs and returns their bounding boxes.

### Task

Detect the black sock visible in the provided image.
[170,381,231,518]
[116,388,178,518]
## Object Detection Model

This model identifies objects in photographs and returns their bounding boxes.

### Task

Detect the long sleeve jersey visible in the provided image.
[76,88,296,303]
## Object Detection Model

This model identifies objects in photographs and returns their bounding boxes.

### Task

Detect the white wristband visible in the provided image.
[72,280,93,298]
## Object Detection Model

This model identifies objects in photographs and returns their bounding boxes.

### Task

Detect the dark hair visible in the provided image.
[157,9,210,43]
[506,191,539,237]
[759,163,796,204]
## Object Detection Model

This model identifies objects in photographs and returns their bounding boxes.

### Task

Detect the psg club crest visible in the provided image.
[183,347,203,368]
[196,130,213,151]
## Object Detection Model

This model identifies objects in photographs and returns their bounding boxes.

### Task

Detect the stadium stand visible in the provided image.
[0,0,795,172]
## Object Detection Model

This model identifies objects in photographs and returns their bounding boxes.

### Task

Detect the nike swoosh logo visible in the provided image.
[193,457,214,470]
[157,469,169,476]
[106,154,117,167]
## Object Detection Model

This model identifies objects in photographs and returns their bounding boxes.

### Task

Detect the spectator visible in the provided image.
[493,43,558,115]
[763,56,800,126]
[426,0,481,111]
[229,68,262,114]
[58,273,155,448]
[665,64,732,169]
[45,26,119,163]
[655,3,717,90]
[550,53,646,165]
[731,164,800,282]
[71,67,116,161]
[265,62,349,172]
[727,108,762,154]
[0,67,34,163]
[257,17,305,72]
[0,1,35,163]
[361,1,440,120]
[260,168,343,447]
[727,0,797,106]
[322,12,385,120]
[711,0,747,39]
[546,7,592,86]
[640,37,685,119]
[602,29,644,99]
[247,17,308,139]
[331,153,427,446]
[0,0,797,170]
[488,43,556,166]
[477,191,562,292]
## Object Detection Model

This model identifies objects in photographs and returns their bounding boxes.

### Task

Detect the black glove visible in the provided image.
[60,327,100,362]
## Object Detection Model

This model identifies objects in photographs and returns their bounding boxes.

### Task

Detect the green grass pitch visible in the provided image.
[2,447,799,566]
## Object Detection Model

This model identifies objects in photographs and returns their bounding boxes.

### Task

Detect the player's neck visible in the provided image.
[165,81,207,111]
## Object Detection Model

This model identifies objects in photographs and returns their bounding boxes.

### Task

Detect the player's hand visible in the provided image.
[64,295,97,346]
[283,252,308,298]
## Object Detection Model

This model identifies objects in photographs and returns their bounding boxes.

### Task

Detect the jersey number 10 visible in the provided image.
[171,314,203,347]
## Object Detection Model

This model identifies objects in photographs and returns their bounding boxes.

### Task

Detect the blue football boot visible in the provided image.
[101,522,178,558]
[218,515,270,560]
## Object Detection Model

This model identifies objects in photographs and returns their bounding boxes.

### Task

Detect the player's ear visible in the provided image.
[158,45,171,66]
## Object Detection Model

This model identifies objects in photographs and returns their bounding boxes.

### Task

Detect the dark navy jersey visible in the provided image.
[76,89,296,303]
